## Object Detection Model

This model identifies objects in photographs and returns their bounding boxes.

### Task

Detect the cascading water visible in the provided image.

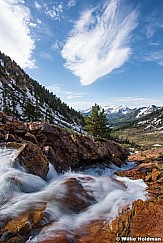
[0,146,148,242]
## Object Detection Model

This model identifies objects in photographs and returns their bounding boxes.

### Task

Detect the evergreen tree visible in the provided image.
[84,104,111,139]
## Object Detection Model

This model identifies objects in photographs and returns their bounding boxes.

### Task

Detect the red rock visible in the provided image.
[73,199,163,243]
[59,177,93,213]
[0,121,129,172]
[38,128,129,172]
[38,230,70,243]
[17,142,49,179]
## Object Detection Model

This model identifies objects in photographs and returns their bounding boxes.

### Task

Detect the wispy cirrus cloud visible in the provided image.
[65,91,84,99]
[47,84,85,102]
[145,51,163,66]
[67,96,163,110]
[46,84,62,94]
[145,11,163,38]
[61,0,138,85]
[0,0,36,68]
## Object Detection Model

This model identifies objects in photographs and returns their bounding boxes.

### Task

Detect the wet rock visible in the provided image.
[0,231,25,243]
[72,198,163,243]
[38,230,71,243]
[59,177,93,213]
[0,176,95,243]
[0,206,46,243]
[17,142,49,179]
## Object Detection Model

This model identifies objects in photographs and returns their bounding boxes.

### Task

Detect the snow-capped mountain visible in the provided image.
[136,105,158,118]
[82,104,160,126]
[103,105,131,114]
[103,105,131,119]
[82,105,131,117]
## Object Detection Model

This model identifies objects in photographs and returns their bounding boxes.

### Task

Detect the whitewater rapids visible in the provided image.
[0,146,148,242]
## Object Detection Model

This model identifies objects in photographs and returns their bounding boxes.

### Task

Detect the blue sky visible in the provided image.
[1,0,163,110]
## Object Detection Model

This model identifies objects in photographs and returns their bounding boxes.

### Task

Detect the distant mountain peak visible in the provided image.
[82,104,160,127]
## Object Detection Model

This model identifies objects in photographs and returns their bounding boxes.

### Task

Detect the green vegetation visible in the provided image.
[84,103,111,139]
[113,127,163,150]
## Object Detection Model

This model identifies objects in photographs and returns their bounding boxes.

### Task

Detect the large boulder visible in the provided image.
[30,124,129,172]
[17,142,49,179]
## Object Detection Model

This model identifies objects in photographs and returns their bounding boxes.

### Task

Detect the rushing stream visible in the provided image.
[0,146,148,242]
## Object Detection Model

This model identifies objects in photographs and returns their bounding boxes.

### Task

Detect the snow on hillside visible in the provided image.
[134,106,163,132]
[0,52,83,132]
[103,105,131,115]
[82,105,159,121]
[82,105,131,116]
[136,105,158,118]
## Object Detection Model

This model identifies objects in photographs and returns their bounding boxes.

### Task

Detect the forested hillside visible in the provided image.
[0,52,83,130]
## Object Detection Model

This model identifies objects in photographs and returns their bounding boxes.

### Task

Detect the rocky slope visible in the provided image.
[0,113,129,174]
[0,115,162,243]
[0,116,130,243]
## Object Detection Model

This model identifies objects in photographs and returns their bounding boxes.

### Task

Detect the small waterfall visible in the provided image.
[0,146,148,242]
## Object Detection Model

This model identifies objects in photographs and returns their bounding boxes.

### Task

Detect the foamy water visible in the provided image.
[0,147,148,242]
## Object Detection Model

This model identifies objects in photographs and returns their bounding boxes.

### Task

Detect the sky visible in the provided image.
[0,0,163,110]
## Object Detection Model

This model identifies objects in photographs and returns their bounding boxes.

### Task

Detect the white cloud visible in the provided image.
[46,84,62,94]
[51,42,60,51]
[65,91,84,99]
[67,96,163,110]
[67,0,76,8]
[34,1,41,10]
[45,3,63,21]
[66,101,94,110]
[0,0,35,68]
[37,19,42,24]
[61,0,138,85]
[39,52,53,61]
[29,22,37,28]
[102,96,163,109]
[145,51,163,66]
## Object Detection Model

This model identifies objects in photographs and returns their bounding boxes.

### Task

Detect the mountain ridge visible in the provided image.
[82,104,161,127]
[0,51,83,131]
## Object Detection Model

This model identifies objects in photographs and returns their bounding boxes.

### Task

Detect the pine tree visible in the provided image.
[84,104,111,139]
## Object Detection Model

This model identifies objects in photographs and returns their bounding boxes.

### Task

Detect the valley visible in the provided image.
[0,52,163,243]
[113,127,163,150]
